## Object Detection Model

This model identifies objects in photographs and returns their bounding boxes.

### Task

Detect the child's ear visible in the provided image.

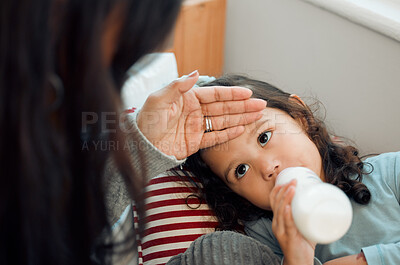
[289,94,310,130]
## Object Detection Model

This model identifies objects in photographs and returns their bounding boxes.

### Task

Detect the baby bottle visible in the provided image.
[275,167,353,244]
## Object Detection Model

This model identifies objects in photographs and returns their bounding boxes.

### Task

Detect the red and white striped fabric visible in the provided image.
[132,170,218,265]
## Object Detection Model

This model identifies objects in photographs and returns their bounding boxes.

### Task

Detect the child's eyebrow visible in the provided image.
[249,117,271,137]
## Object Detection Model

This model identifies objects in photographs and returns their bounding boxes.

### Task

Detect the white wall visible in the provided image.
[224,0,400,155]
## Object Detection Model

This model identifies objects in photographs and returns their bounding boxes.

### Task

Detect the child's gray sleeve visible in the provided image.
[245,218,324,265]
[244,217,284,258]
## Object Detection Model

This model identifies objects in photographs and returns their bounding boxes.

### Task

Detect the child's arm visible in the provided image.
[358,152,400,265]
[323,252,367,265]
[270,180,316,265]
[326,152,400,265]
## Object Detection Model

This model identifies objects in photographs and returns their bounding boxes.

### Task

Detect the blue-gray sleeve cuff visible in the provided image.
[362,245,385,265]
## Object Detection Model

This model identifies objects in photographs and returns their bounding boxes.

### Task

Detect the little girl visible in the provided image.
[185,75,400,265]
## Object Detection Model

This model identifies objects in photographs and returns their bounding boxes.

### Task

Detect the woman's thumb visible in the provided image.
[158,70,199,103]
[177,70,199,93]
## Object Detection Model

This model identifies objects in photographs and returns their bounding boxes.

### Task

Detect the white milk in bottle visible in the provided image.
[275,167,353,244]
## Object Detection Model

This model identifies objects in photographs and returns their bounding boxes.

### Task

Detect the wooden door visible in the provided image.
[172,0,226,77]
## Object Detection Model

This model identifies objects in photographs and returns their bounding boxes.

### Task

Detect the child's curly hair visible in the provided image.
[185,74,371,231]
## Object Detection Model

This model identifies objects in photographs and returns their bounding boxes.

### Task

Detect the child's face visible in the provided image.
[200,107,324,210]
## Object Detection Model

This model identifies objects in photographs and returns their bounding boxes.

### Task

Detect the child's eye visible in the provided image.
[235,164,249,179]
[258,131,272,147]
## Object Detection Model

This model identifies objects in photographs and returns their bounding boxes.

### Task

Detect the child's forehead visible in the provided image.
[263,106,287,117]
[201,107,296,153]
[246,107,290,126]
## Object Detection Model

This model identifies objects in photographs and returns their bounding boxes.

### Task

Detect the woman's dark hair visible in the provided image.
[185,75,372,231]
[0,0,182,264]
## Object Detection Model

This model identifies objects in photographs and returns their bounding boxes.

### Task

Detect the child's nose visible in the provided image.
[260,160,280,181]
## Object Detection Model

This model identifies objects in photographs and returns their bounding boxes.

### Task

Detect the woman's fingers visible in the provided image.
[193,86,255,103]
[201,98,267,115]
[205,112,263,131]
[199,126,245,149]
[198,111,265,148]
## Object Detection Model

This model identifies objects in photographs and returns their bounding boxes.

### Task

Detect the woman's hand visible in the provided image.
[270,180,316,265]
[137,71,266,160]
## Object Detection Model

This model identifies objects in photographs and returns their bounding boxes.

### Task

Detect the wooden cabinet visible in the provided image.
[171,0,226,77]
